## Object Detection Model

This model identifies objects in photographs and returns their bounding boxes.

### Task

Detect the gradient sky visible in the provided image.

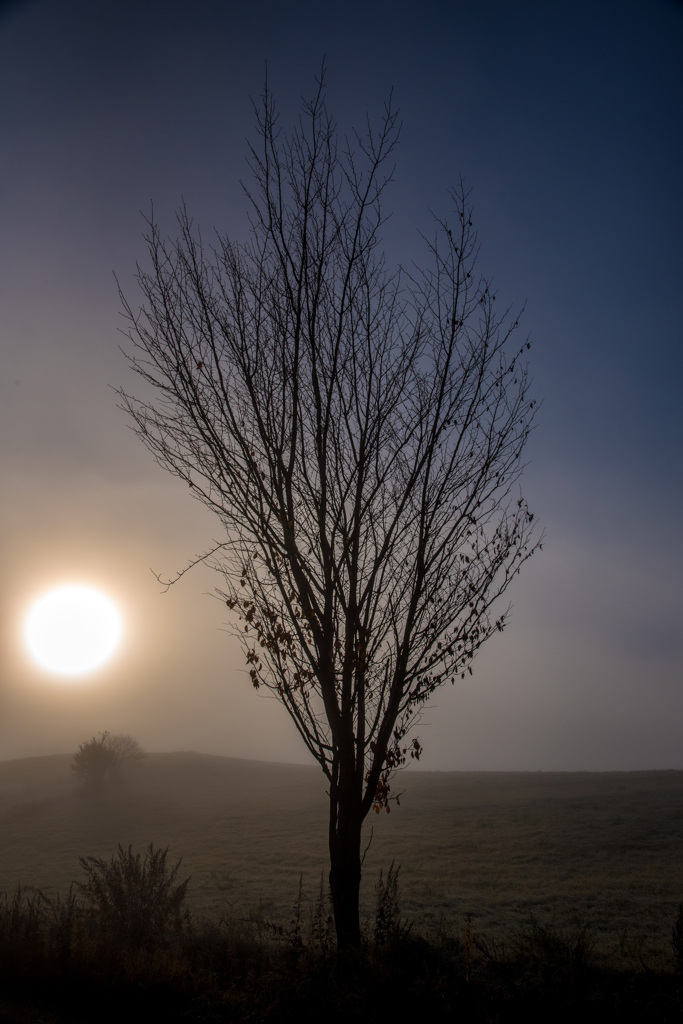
[1,0,681,770]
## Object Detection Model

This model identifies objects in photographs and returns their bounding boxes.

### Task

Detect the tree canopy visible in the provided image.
[118,70,541,946]
[72,732,146,787]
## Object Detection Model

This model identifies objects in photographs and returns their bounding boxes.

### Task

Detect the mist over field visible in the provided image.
[1,751,681,967]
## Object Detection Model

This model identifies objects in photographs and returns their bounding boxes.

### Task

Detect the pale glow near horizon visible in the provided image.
[23,584,123,678]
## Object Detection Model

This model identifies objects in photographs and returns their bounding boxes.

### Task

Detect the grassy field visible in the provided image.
[0,751,681,969]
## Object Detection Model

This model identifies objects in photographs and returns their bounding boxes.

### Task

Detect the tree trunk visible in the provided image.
[328,768,363,949]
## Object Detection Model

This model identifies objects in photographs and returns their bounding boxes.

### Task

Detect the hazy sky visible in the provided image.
[1,0,681,770]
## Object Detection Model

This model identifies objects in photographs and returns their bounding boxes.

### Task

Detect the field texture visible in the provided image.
[0,753,680,967]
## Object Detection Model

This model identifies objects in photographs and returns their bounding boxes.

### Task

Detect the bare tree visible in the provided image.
[117,71,541,949]
[106,732,147,767]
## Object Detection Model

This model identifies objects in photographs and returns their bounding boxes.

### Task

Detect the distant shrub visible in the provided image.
[71,731,145,788]
[77,843,190,951]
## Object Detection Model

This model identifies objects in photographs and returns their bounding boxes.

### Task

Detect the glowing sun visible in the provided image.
[24,584,123,676]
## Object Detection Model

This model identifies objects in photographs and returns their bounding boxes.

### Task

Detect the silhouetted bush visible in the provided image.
[76,843,190,950]
[72,732,145,788]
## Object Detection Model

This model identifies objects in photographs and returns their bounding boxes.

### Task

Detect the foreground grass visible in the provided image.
[0,875,681,1024]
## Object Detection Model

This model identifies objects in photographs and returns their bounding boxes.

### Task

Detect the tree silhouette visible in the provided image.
[118,70,541,949]
[72,731,146,788]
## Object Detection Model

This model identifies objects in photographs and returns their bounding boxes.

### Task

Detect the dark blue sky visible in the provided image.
[1,0,681,768]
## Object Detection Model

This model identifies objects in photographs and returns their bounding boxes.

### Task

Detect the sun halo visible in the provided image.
[23,584,123,678]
